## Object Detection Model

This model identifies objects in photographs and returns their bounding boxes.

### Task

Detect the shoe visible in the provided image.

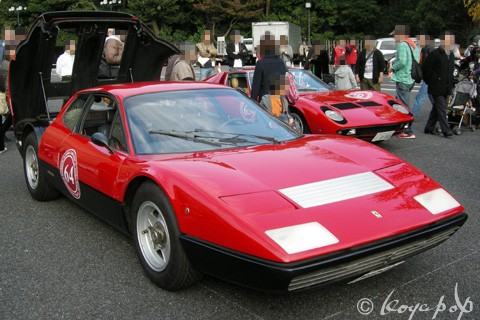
[424,130,439,135]
[397,133,416,139]
[443,132,453,137]
[0,147,7,154]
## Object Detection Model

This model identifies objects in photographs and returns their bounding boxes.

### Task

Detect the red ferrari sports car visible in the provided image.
[9,12,467,293]
[206,69,414,141]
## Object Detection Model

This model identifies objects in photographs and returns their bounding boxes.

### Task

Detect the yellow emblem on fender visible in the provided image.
[371,211,383,218]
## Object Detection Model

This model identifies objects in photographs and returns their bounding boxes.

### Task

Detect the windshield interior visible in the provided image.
[124,89,301,154]
[289,70,332,92]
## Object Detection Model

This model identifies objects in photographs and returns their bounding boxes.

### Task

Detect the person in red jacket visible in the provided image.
[345,37,358,74]
[330,39,346,71]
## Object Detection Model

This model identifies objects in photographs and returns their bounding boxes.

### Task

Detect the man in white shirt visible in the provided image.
[56,40,75,80]
[226,30,249,71]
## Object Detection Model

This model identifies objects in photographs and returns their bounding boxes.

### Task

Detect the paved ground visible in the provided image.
[1,75,479,319]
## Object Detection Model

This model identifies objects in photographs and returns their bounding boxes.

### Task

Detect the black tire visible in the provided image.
[291,111,311,134]
[23,132,59,201]
[131,181,202,290]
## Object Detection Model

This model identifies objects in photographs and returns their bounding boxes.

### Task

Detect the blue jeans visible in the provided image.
[200,67,215,80]
[405,81,434,134]
[395,81,415,110]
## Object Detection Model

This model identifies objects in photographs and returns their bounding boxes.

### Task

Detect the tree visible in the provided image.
[464,0,480,25]
[411,0,474,45]
[194,0,263,40]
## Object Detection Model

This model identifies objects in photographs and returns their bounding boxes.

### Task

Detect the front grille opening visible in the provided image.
[331,103,361,110]
[357,101,383,107]
[288,226,460,291]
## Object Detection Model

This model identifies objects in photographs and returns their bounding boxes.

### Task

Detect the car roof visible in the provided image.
[81,81,233,99]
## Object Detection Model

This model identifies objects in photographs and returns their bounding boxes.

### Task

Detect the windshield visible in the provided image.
[289,69,332,92]
[124,89,301,154]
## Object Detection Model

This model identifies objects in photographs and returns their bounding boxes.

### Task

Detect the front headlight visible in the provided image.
[265,222,339,254]
[325,110,344,122]
[414,189,461,215]
[392,103,410,115]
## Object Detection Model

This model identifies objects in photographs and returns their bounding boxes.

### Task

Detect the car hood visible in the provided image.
[147,135,462,262]
[152,135,403,198]
[9,11,178,131]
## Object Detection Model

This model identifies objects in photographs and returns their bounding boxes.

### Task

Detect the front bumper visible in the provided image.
[180,212,467,293]
[336,121,413,141]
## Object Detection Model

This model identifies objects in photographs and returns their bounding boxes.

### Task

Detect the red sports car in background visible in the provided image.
[9,12,467,293]
[206,69,414,141]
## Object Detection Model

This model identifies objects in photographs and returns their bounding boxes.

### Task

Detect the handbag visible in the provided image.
[407,44,423,83]
[0,92,8,115]
[286,72,299,104]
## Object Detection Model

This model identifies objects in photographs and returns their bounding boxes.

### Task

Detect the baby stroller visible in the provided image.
[446,77,477,134]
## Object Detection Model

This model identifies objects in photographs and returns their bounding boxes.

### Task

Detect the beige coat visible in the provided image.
[104,37,124,65]
[196,42,217,67]
[171,60,195,81]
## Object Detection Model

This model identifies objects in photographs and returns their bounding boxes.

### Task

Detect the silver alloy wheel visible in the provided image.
[137,201,171,272]
[25,145,39,190]
[291,113,304,134]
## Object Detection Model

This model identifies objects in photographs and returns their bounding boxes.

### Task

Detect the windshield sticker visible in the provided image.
[60,149,81,199]
[240,101,256,123]
[344,91,373,100]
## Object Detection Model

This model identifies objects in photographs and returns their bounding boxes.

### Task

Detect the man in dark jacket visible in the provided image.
[304,39,330,80]
[226,30,249,71]
[251,33,288,102]
[403,33,435,137]
[355,35,385,91]
[422,31,455,137]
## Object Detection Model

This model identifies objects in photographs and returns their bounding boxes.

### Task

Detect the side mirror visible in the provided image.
[92,132,114,154]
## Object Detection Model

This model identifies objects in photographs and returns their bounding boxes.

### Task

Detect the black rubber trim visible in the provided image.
[180,212,467,293]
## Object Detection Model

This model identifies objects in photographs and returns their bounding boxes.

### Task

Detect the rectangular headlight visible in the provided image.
[414,189,461,215]
[265,222,339,254]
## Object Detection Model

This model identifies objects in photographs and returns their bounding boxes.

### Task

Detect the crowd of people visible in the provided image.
[2,23,479,154]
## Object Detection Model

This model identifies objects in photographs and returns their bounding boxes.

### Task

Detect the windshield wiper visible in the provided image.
[149,130,222,146]
[193,129,280,145]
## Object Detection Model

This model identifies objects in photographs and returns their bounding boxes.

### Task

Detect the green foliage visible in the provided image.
[0,0,474,46]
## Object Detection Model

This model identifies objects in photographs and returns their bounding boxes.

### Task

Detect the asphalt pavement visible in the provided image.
[1,75,479,319]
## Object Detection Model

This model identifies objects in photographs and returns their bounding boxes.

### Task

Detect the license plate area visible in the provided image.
[372,130,395,142]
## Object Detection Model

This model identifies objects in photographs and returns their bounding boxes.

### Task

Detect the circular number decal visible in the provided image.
[60,149,81,199]
[240,101,256,123]
[344,91,373,100]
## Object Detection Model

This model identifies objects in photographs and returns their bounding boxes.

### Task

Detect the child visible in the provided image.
[260,74,293,126]
[334,55,356,90]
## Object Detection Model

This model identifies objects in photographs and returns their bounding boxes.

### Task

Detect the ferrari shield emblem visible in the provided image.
[60,149,81,199]
[371,211,383,218]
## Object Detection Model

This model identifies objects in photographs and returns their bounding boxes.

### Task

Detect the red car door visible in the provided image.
[57,94,129,228]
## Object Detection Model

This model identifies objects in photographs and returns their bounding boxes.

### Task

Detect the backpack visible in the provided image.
[407,44,423,83]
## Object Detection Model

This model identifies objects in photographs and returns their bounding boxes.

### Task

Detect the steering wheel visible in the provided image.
[216,118,245,130]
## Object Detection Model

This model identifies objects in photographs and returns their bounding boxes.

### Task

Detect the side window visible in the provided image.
[98,28,127,79]
[79,95,117,139]
[63,96,87,131]
[109,112,127,152]
[227,74,250,95]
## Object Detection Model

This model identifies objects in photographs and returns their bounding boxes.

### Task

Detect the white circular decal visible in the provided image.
[240,101,256,123]
[344,91,373,100]
[60,149,81,199]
